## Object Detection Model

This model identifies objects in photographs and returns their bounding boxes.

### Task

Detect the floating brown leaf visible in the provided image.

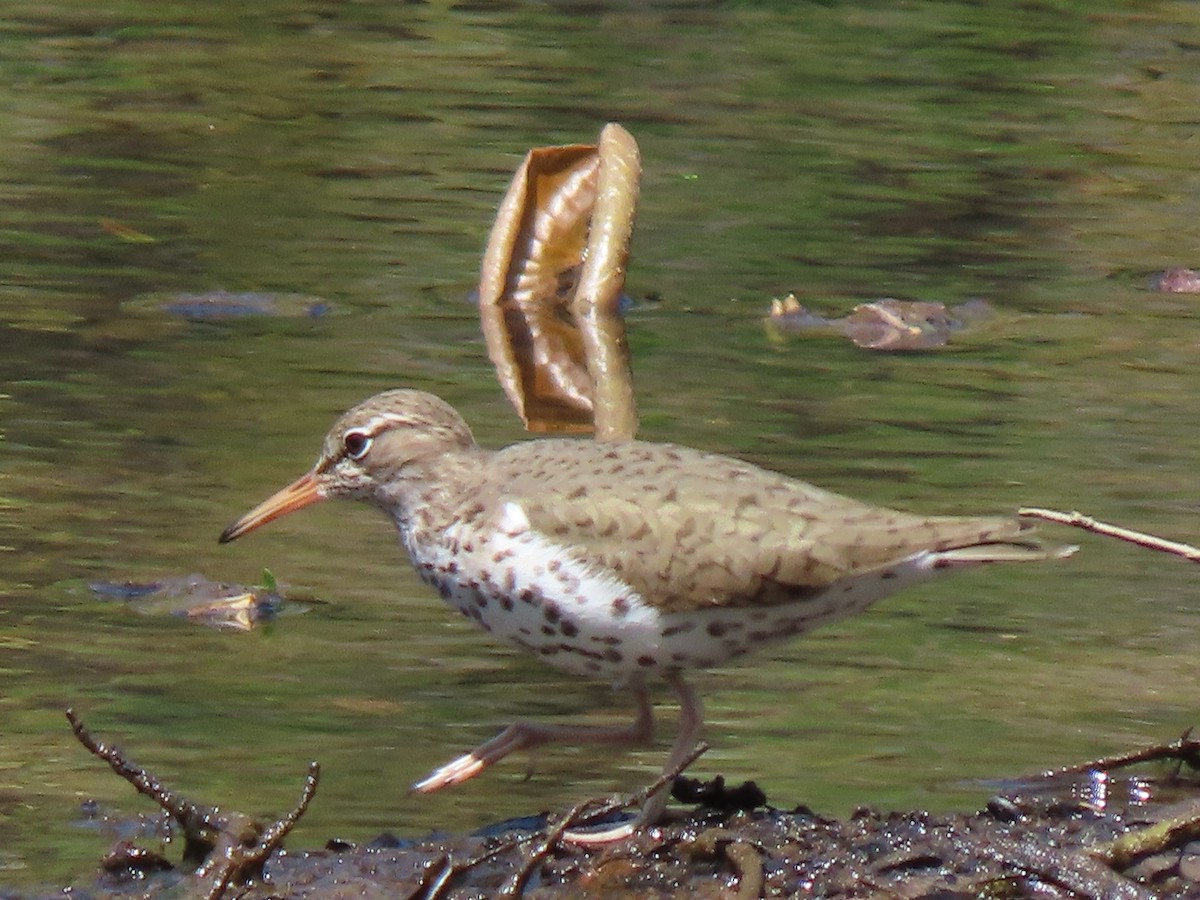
[767,295,991,351]
[478,123,640,439]
[843,299,955,350]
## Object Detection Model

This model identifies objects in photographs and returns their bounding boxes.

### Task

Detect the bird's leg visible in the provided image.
[411,677,655,794]
[564,670,704,844]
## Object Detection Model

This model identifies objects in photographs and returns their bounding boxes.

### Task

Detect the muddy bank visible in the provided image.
[15,718,1200,899]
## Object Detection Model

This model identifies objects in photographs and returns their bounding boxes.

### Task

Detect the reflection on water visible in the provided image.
[3,0,1200,889]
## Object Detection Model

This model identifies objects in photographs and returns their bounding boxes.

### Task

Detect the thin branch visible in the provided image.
[67,709,321,900]
[256,762,321,855]
[1037,728,1200,778]
[635,740,708,800]
[66,707,222,858]
[195,764,321,898]
[1019,508,1200,562]
[498,796,599,898]
[409,853,452,900]
[419,839,526,900]
[500,741,710,896]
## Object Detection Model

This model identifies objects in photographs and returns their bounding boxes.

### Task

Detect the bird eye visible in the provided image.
[343,430,372,460]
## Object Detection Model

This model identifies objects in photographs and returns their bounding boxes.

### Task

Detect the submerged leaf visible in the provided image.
[89,573,305,632]
[1151,268,1200,293]
[767,295,992,351]
[842,299,956,350]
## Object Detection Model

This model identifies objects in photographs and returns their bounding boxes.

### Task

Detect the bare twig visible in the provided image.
[499,741,710,896]
[418,839,526,900]
[1037,728,1200,778]
[571,738,710,836]
[499,796,597,898]
[198,760,321,898]
[1019,508,1200,562]
[66,707,223,862]
[67,708,320,900]
[256,761,321,856]
[409,853,452,900]
[631,740,711,809]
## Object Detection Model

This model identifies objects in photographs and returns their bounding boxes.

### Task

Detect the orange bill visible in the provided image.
[219,472,323,544]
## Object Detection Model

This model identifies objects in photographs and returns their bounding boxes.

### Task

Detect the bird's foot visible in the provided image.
[560,738,711,845]
[562,814,641,844]
[411,748,492,793]
[412,709,655,794]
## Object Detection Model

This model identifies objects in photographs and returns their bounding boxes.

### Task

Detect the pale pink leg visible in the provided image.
[412,678,655,794]
[565,671,704,844]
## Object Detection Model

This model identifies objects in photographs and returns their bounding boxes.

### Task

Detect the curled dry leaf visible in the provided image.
[478,123,640,440]
[842,299,956,350]
[767,294,993,351]
[88,573,302,631]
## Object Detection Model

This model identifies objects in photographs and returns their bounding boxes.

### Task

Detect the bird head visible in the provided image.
[219,389,476,543]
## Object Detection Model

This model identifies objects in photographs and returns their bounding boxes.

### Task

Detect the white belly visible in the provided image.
[402,503,950,684]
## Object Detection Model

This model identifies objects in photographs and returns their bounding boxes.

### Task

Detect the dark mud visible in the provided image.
[14,719,1200,900]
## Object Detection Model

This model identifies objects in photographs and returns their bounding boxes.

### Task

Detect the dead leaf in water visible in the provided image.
[767,294,992,351]
[89,573,308,632]
[843,299,956,350]
[1150,268,1200,293]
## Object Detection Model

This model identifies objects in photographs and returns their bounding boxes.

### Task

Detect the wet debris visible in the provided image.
[1150,268,1200,293]
[671,773,767,814]
[65,709,319,900]
[499,742,710,896]
[99,842,173,881]
[88,571,308,631]
[123,289,333,320]
[766,293,993,350]
[679,826,765,900]
[1043,727,1200,778]
[44,721,1200,899]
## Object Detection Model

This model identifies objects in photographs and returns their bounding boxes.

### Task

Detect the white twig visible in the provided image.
[1019,508,1200,563]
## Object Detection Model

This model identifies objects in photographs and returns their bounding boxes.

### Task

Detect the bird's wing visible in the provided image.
[487,440,1055,614]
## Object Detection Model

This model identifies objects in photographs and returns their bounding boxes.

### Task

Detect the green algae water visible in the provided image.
[3,0,1200,889]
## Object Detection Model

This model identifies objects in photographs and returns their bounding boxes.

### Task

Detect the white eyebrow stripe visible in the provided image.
[321,413,419,470]
[358,413,422,435]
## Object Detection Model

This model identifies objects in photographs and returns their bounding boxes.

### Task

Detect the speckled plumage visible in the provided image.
[266,390,1062,683]
[220,388,1074,837]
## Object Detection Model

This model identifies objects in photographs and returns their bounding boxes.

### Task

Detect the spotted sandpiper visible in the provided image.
[220,389,1074,840]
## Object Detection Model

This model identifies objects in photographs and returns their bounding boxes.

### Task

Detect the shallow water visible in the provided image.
[3,0,1200,888]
